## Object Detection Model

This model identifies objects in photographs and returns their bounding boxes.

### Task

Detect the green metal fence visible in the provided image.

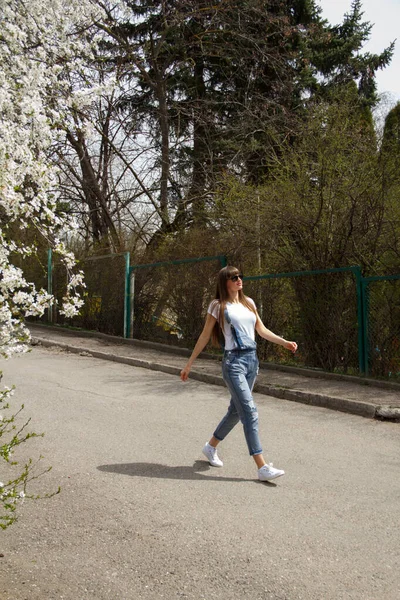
[129,255,227,346]
[244,267,363,373]
[361,275,400,379]
[25,250,400,378]
[49,251,130,337]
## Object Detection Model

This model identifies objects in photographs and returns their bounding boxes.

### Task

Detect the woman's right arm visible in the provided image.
[180,313,217,381]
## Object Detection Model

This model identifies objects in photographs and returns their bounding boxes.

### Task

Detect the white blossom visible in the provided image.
[0,0,106,358]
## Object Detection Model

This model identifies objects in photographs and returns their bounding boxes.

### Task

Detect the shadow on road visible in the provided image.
[97,460,275,485]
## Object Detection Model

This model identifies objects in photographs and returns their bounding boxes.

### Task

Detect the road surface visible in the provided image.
[0,346,399,599]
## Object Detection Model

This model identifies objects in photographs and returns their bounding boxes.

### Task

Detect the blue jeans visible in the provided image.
[213,349,262,456]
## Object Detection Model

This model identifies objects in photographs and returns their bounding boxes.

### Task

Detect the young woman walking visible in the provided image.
[180,265,297,481]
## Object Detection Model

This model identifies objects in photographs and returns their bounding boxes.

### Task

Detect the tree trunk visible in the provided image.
[66,130,121,250]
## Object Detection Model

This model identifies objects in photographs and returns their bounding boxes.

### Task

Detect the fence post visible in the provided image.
[47,248,53,323]
[353,266,365,374]
[129,268,135,338]
[361,279,370,377]
[124,252,131,338]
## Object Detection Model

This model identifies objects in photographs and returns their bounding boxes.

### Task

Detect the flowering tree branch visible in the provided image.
[0,0,105,527]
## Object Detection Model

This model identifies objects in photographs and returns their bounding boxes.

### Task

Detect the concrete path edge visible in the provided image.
[32,336,399,421]
[28,322,400,392]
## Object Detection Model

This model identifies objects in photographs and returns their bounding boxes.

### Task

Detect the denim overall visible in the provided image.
[213,307,262,456]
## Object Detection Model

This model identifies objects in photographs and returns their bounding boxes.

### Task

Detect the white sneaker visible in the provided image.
[202,442,223,467]
[258,463,285,481]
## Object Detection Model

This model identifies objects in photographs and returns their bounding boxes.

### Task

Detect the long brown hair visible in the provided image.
[210,265,256,347]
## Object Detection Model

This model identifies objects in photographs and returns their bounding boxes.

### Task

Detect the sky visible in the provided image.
[318,0,400,108]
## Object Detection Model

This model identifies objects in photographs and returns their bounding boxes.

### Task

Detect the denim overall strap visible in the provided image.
[224,306,257,351]
[224,307,241,349]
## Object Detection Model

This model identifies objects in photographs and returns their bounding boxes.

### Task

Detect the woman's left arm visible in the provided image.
[255,313,297,353]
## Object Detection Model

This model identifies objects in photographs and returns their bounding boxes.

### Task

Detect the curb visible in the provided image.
[375,406,400,420]
[28,322,400,392]
[32,336,396,421]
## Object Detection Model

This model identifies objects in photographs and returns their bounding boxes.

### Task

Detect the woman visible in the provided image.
[180,265,297,482]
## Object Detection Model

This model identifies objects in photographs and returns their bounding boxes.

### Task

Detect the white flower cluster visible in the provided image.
[0,0,105,358]
[0,484,26,504]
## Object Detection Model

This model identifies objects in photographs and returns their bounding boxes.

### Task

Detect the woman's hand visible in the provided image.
[180,314,217,382]
[180,364,191,381]
[256,315,297,353]
[284,340,298,353]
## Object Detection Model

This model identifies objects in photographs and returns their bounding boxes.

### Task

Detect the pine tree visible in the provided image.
[63,1,394,248]
[306,0,393,106]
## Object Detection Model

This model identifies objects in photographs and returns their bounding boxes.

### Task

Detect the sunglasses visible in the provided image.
[229,274,244,282]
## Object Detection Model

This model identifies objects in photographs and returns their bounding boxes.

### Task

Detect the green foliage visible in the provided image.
[381,103,400,166]
[0,378,59,529]
[367,279,400,379]
[379,103,400,272]
[259,88,385,271]
[213,87,399,371]
[244,272,359,372]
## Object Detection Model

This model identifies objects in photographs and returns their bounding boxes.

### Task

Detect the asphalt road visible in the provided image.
[0,346,399,600]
